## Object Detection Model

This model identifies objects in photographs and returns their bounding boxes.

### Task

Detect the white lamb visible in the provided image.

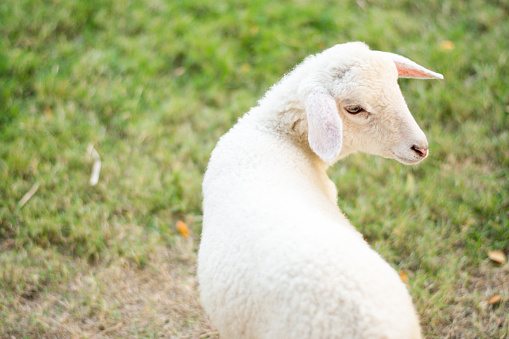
[198,41,442,339]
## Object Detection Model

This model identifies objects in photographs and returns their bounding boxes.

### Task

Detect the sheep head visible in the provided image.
[300,42,443,165]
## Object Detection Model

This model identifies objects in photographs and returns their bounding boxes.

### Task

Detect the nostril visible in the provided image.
[411,145,428,157]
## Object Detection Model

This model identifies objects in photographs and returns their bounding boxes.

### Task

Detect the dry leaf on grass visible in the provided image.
[177,220,190,239]
[400,271,408,284]
[488,250,506,265]
[487,294,502,306]
[440,40,455,51]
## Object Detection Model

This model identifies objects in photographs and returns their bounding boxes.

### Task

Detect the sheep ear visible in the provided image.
[375,51,444,79]
[305,90,342,163]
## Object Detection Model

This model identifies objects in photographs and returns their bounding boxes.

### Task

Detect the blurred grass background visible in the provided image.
[0,0,508,337]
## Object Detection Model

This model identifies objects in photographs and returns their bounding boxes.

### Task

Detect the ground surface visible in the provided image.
[1,0,508,338]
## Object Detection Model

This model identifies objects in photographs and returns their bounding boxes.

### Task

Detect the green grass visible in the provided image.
[1,0,508,337]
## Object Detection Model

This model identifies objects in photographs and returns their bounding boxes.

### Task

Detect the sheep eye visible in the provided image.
[345,105,364,114]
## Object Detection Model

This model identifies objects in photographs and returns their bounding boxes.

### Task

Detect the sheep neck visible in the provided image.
[242,106,339,208]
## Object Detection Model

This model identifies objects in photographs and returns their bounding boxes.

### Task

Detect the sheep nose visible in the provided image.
[411,145,428,158]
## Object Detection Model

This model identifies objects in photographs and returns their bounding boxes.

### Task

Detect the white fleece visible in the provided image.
[198,42,442,339]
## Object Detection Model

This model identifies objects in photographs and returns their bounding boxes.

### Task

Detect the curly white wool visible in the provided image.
[198,42,442,339]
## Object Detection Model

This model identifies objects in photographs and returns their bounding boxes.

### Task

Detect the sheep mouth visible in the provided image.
[392,153,424,165]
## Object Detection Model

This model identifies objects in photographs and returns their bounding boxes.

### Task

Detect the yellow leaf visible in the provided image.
[487,294,501,305]
[440,40,455,51]
[488,250,506,264]
[400,271,408,284]
[240,63,251,74]
[176,220,190,239]
[249,25,259,36]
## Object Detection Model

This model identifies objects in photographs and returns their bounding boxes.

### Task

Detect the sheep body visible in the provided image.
[199,42,441,338]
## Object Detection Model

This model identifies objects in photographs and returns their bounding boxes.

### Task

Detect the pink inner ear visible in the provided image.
[374,51,443,79]
[397,67,427,78]
[396,65,433,79]
[394,60,444,79]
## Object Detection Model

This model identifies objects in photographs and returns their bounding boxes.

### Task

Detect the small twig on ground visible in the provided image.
[18,182,40,208]
[199,330,220,338]
[86,144,102,186]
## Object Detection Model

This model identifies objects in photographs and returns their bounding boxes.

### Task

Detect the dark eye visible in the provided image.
[345,105,364,114]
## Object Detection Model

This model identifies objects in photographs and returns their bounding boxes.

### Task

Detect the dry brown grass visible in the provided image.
[432,263,509,339]
[3,238,219,338]
[3,238,508,338]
